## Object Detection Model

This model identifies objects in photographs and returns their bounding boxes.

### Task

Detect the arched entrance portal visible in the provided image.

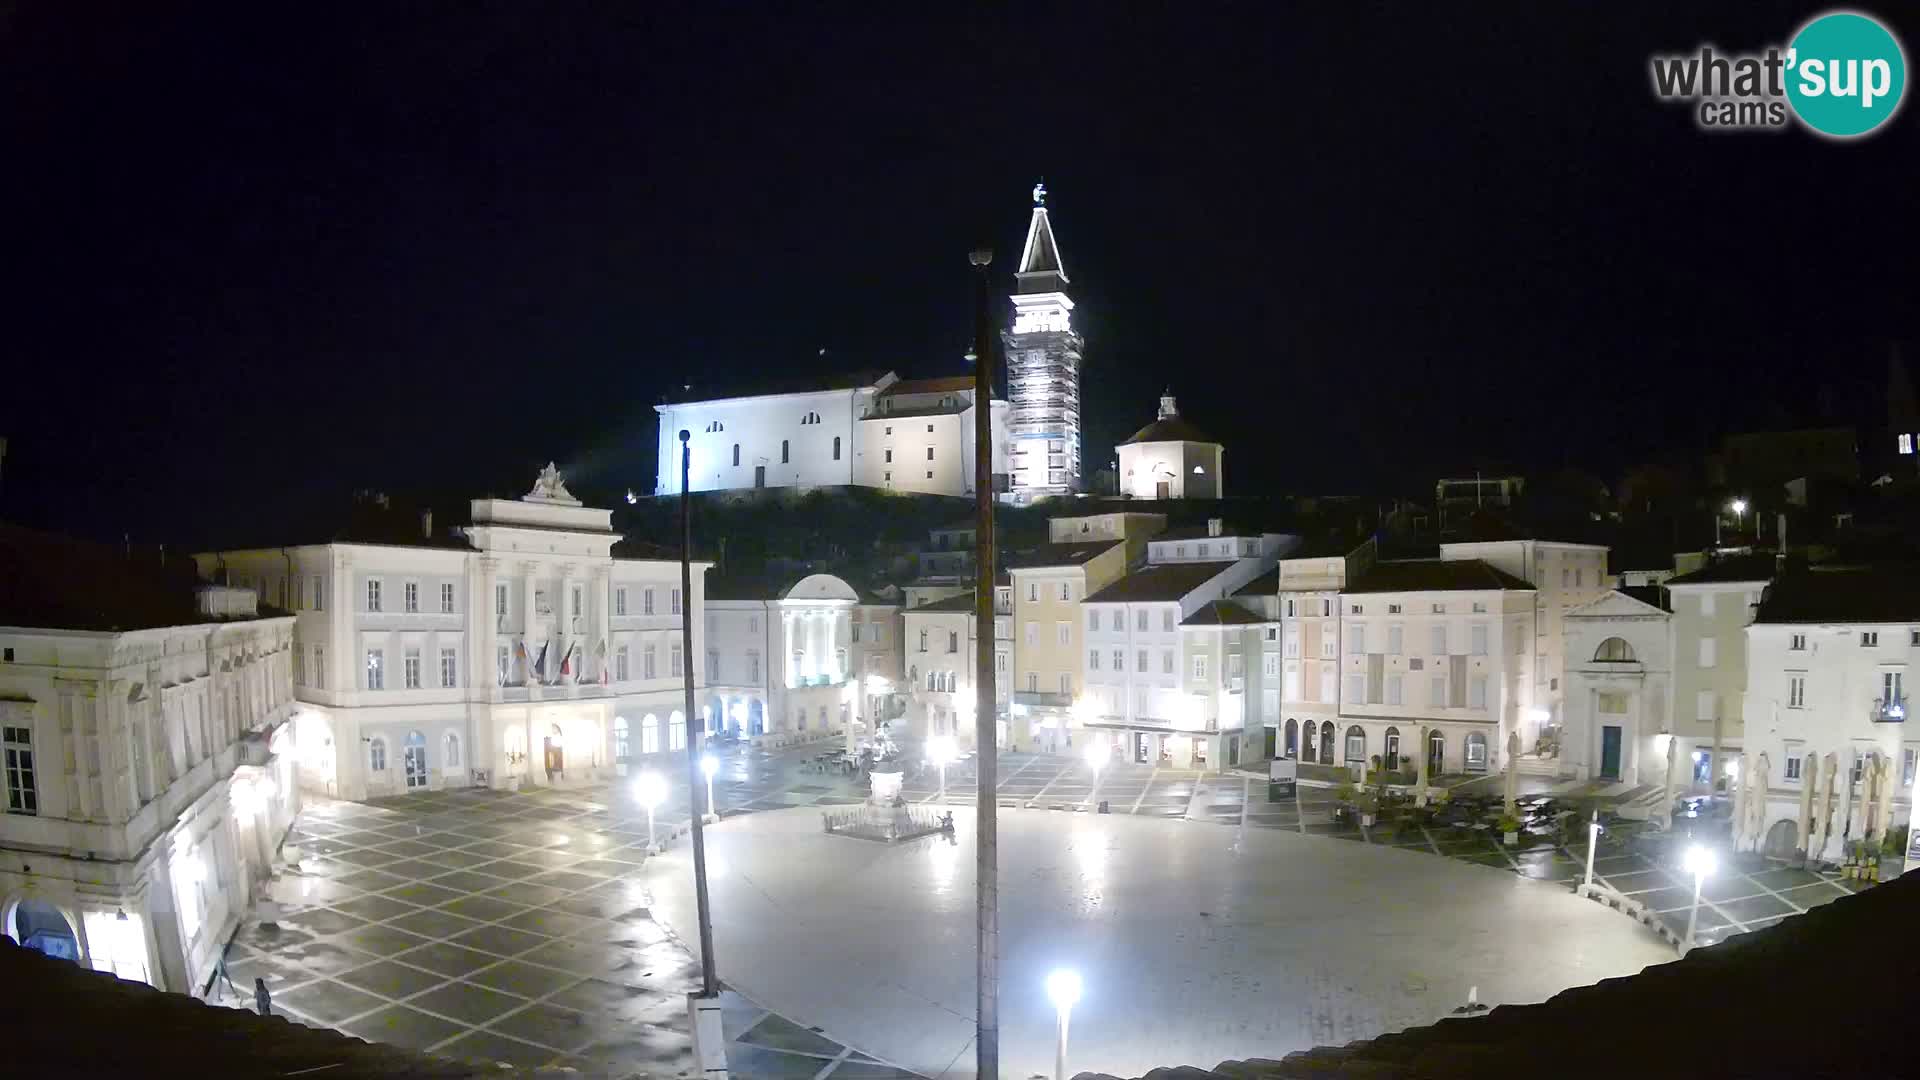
[1318,723,1335,763]
[543,723,565,779]
[1764,818,1800,860]
[6,899,79,962]
[749,699,765,736]
[1300,721,1316,763]
[1284,718,1298,758]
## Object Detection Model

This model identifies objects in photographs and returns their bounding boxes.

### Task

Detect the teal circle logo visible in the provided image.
[1786,11,1907,137]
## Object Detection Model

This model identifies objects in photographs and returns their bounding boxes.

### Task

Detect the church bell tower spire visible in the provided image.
[1004,181,1083,502]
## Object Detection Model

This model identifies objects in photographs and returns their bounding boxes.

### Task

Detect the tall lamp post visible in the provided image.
[677,429,725,1077]
[1730,498,1747,536]
[1682,845,1716,954]
[969,244,1001,1080]
[1045,968,1083,1080]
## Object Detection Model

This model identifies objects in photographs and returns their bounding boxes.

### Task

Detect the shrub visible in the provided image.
[1496,814,1523,834]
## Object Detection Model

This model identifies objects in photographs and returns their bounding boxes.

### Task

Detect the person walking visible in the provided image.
[254,977,272,1017]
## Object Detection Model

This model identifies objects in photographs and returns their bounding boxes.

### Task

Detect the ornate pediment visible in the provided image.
[1568,589,1669,620]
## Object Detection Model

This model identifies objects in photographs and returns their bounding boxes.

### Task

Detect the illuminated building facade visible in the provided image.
[1004,182,1085,502]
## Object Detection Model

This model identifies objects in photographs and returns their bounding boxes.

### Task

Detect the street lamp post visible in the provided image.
[969,244,1001,1080]
[1730,498,1747,534]
[700,753,720,823]
[1045,969,1082,1080]
[635,771,667,851]
[1682,845,1716,953]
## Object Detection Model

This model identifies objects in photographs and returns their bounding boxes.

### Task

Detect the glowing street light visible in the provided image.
[1682,845,1717,951]
[634,771,667,850]
[700,753,720,821]
[929,734,959,802]
[1729,498,1747,531]
[1045,968,1083,1080]
[1084,737,1109,778]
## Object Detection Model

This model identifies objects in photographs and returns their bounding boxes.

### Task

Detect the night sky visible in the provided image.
[3,2,1913,548]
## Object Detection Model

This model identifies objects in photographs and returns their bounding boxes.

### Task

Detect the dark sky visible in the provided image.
[3,2,1914,547]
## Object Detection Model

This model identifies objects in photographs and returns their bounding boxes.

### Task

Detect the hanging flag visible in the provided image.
[534,640,550,683]
[517,638,532,687]
[560,644,573,678]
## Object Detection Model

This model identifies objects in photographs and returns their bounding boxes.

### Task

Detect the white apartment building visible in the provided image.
[901,584,1013,753]
[1079,526,1288,770]
[2,526,297,996]
[1662,554,1774,791]
[703,574,903,746]
[1441,539,1613,748]
[653,370,1009,498]
[200,467,709,802]
[1741,567,1919,863]
[1274,541,1358,761]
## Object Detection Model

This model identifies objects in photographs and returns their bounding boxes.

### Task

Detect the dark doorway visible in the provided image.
[754,465,766,488]
[1600,725,1623,781]
[1263,726,1277,759]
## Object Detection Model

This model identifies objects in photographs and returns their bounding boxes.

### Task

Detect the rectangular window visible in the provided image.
[1285,599,1296,617]
[440,648,457,687]
[404,648,421,689]
[1469,675,1488,708]
[1193,655,1208,680]
[570,586,583,618]
[1262,652,1278,676]
[1321,599,1332,617]
[1905,748,1918,787]
[405,582,419,613]
[3,725,37,815]
[1430,676,1446,707]
[747,650,760,682]
[1284,631,1299,658]
[671,588,682,615]
[1387,625,1403,655]
[1431,625,1447,655]
[1057,622,1070,645]
[616,646,630,682]
[1883,670,1903,704]
[1387,603,1403,614]
[1088,650,1100,672]
[1088,610,1100,632]
[852,623,863,643]
[366,579,383,612]
[1162,650,1175,674]
[314,645,325,689]
[366,649,385,690]
[1027,672,1039,693]
[1345,672,1366,704]
[1785,755,1803,781]
[670,643,683,677]
[1471,624,1488,656]
[1025,622,1037,646]
[1696,689,1715,722]
[644,588,655,615]
[948,631,960,653]
[1862,631,1880,647]
[1350,604,1364,615]
[1348,625,1365,655]
[644,645,657,680]
[1698,637,1717,668]
[1058,582,1070,601]
[1027,582,1039,602]
[1059,673,1072,695]
[1136,649,1148,673]
[1430,603,1445,615]
[1471,601,1486,614]
[1386,674,1403,705]
[495,584,508,617]
[313,575,326,610]
[1109,611,1122,631]
[615,588,628,616]
[440,583,455,614]
[1137,610,1149,632]
[1162,609,1175,632]
[1787,675,1805,708]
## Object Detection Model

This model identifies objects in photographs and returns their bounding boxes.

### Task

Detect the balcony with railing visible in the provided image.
[1872,695,1907,723]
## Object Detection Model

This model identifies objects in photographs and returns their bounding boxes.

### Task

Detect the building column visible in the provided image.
[592,565,612,684]
[520,561,540,786]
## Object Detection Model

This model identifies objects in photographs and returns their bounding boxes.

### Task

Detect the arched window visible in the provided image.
[1427,730,1446,774]
[1300,720,1316,762]
[1465,731,1489,772]
[444,731,462,769]
[919,629,929,651]
[1284,718,1298,758]
[781,439,790,464]
[368,737,388,772]
[1593,637,1637,662]
[833,436,842,461]
[1384,726,1401,770]
[732,443,741,467]
[614,716,630,760]
[1344,725,1366,764]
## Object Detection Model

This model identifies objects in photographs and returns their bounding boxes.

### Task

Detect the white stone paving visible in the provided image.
[646,804,1677,1080]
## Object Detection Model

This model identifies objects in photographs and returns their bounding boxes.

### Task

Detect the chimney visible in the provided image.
[1207,518,1223,538]
[421,509,434,539]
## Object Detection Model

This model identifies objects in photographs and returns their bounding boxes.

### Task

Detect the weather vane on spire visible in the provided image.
[1032,179,1047,206]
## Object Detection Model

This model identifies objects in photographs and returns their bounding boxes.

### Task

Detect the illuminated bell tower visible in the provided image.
[1004,181,1083,501]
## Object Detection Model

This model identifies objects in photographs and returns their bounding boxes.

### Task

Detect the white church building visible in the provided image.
[653,370,1009,499]
[1116,391,1224,501]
